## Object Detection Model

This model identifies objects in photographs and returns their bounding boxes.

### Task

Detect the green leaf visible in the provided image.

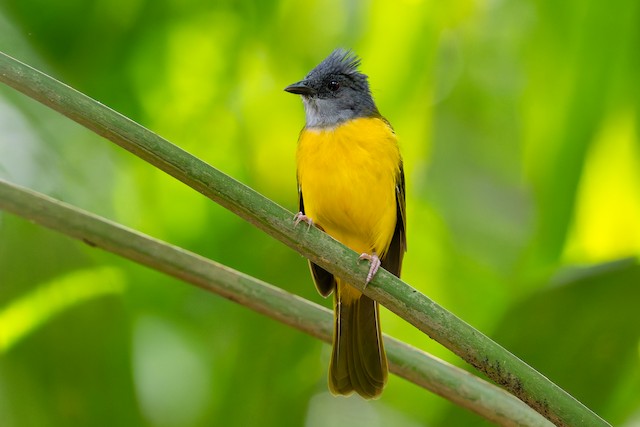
[492,259,640,424]
[0,267,125,353]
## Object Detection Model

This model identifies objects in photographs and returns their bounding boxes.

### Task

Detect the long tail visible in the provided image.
[328,279,388,399]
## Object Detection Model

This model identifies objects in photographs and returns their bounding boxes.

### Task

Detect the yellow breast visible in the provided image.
[296,117,401,256]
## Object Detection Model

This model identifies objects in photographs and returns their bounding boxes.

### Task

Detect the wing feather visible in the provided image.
[299,183,335,297]
[380,163,406,277]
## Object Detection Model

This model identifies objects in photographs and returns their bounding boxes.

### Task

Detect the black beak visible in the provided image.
[284,80,315,96]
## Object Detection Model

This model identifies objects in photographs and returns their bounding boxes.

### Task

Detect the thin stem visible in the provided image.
[0,179,551,426]
[0,51,610,427]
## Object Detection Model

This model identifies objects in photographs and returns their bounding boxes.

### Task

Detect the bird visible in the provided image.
[285,48,406,399]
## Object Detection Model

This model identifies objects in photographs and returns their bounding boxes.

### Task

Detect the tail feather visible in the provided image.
[329,281,388,399]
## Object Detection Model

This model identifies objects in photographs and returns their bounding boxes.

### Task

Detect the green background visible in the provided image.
[1,0,639,426]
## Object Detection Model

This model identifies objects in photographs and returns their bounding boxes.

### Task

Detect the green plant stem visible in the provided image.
[0,179,552,427]
[0,51,610,427]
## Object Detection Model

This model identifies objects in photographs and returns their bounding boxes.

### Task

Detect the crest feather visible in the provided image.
[307,48,363,79]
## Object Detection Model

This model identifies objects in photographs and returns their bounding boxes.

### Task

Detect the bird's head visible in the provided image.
[285,48,379,128]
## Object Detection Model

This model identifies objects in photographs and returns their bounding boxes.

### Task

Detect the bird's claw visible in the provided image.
[293,212,314,229]
[358,252,381,286]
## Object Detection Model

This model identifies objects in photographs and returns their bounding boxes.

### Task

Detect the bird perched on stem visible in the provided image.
[285,48,406,399]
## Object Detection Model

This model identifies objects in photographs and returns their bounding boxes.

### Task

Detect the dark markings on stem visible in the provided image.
[471,356,563,426]
[82,238,97,247]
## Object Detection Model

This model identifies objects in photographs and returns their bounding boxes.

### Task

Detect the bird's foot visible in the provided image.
[293,212,314,229]
[358,252,381,286]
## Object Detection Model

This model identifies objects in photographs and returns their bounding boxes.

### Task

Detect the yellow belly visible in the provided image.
[296,117,401,257]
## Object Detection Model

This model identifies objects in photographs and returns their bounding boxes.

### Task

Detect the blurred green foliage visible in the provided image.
[0,0,639,426]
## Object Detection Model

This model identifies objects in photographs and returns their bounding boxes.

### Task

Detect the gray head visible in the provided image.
[285,49,380,128]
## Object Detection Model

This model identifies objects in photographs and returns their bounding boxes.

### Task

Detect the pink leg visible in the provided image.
[293,211,314,229]
[358,252,381,285]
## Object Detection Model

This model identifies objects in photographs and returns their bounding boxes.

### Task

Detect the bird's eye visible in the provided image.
[328,80,340,91]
